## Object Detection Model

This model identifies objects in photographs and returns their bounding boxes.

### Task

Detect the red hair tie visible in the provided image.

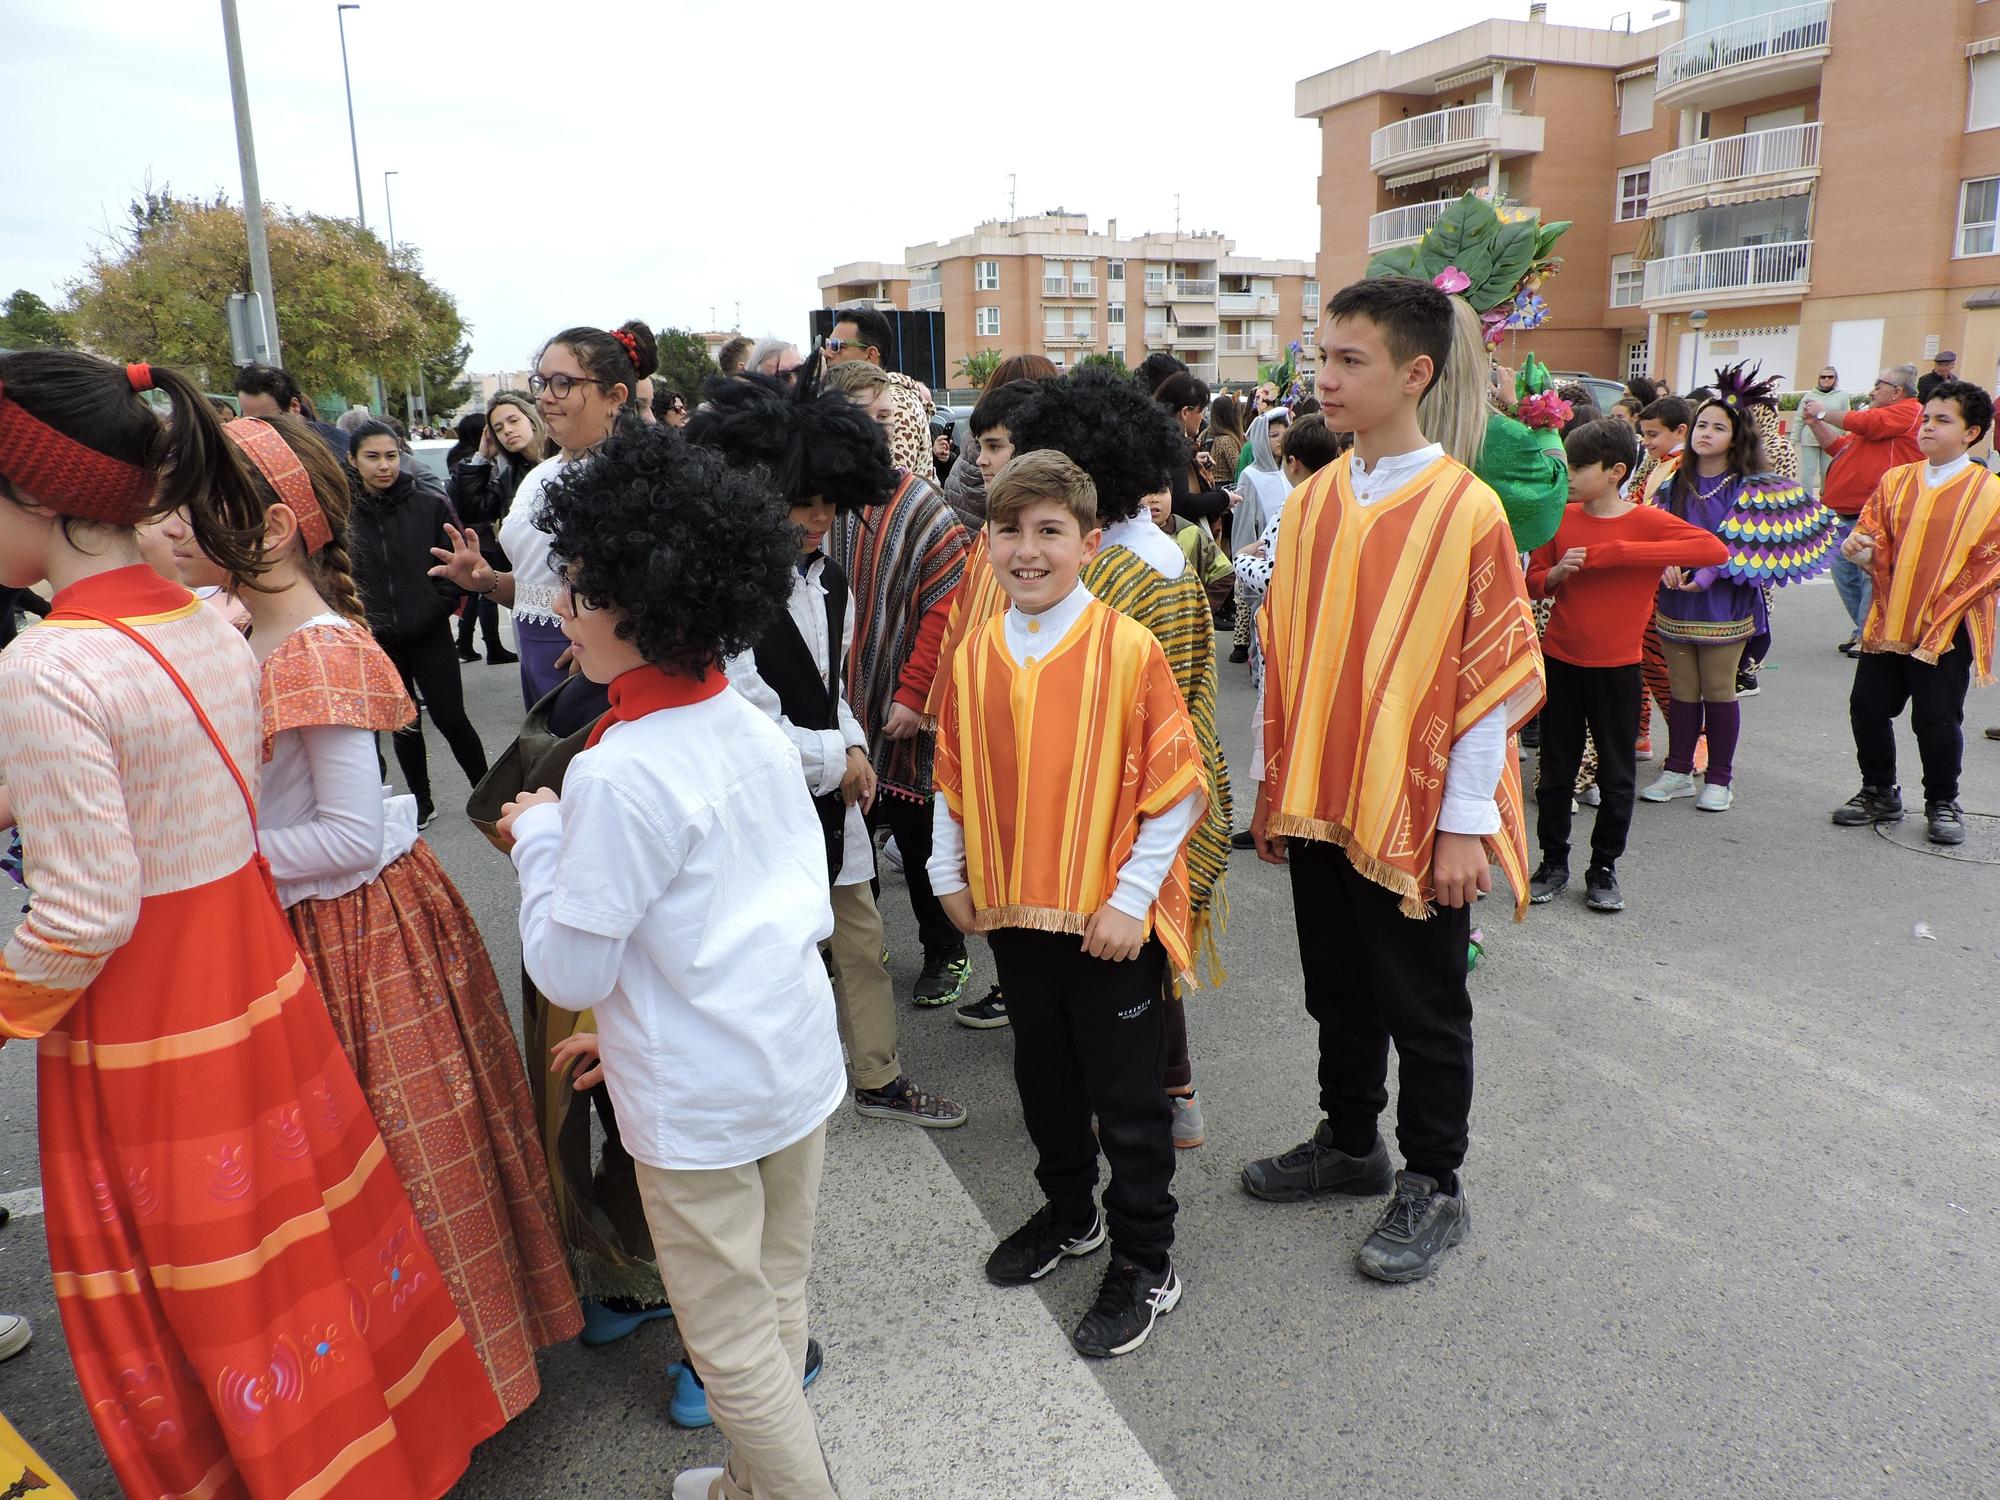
[126,363,154,393]
[609,328,641,371]
[0,380,156,524]
[225,418,333,554]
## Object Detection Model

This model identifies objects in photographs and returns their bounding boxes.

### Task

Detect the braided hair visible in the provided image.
[225,415,369,623]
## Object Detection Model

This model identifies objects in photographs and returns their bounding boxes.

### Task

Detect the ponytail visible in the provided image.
[144,365,267,580]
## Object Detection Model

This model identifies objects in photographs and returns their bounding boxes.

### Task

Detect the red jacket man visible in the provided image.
[1805,372,1923,518]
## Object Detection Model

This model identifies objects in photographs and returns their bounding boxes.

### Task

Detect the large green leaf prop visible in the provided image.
[1366,194,1569,316]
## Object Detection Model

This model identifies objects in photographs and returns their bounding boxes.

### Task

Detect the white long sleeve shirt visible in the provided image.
[927,583,1205,920]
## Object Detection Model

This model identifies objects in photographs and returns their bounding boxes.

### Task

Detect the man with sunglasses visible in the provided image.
[824,305,895,367]
[1804,365,1924,649]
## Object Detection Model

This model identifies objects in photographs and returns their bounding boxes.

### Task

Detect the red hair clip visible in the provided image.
[609,327,641,371]
[126,363,154,393]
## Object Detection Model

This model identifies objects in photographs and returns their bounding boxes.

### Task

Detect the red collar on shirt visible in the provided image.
[586,662,728,746]
[47,564,195,621]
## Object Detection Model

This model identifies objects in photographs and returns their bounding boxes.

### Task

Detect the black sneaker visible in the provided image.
[985,1204,1106,1286]
[1735,668,1761,697]
[1072,1256,1181,1358]
[415,797,437,830]
[853,1075,967,1129]
[1926,800,1967,846]
[1241,1124,1394,1202]
[1356,1171,1469,1284]
[912,948,970,1008]
[456,645,480,662]
[1229,828,1255,851]
[1528,862,1569,904]
[955,985,1009,1029]
[487,645,519,664]
[1228,644,1250,664]
[1831,784,1903,826]
[1584,864,1624,913]
[1518,716,1542,750]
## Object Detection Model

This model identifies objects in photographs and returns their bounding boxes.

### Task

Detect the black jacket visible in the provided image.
[447,454,530,566]
[349,470,462,644]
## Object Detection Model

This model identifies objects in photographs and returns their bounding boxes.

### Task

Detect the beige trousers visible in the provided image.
[827,879,901,1092]
[635,1124,836,1500]
[1661,638,1745,703]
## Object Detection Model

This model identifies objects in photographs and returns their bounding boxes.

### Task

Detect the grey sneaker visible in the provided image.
[1832,785,1903,826]
[1926,800,1967,845]
[1584,864,1624,913]
[853,1076,967,1129]
[1356,1171,1469,1283]
[1528,862,1569,904]
[1640,770,1698,802]
[1171,1092,1205,1149]
[1241,1125,1394,1202]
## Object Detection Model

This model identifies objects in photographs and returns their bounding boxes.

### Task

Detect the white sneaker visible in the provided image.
[671,1468,725,1500]
[1579,785,1601,807]
[881,836,904,875]
[1696,782,1734,812]
[1640,770,1698,803]
[0,1314,31,1362]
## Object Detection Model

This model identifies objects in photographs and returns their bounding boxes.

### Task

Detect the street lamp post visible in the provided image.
[336,2,385,413]
[219,0,281,366]
[384,170,418,425]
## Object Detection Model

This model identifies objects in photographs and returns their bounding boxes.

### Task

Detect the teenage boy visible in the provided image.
[502,431,845,1500]
[930,450,1206,1357]
[1524,418,1728,912]
[1834,380,2000,846]
[1242,277,1544,1283]
[1635,396,1691,502]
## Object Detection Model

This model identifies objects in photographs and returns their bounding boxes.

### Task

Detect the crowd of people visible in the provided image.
[1,273,1997,1500]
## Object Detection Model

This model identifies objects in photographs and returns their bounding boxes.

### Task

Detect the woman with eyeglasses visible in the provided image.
[429,320,658,705]
[449,392,547,664]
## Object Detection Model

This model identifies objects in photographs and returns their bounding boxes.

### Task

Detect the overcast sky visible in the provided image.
[2,0,1651,375]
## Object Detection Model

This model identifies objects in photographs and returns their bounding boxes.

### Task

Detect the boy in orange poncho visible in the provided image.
[1833,379,2000,847]
[930,450,1206,1360]
[1243,278,1545,1285]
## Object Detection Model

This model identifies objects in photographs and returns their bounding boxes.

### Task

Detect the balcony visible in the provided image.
[1369,103,1545,176]
[1164,327,1217,350]
[1170,279,1217,301]
[910,282,942,310]
[1221,335,1277,357]
[1184,361,1219,384]
[1656,2,1831,110]
[1649,123,1820,211]
[1641,239,1812,309]
[1044,325,1095,344]
[1219,291,1277,316]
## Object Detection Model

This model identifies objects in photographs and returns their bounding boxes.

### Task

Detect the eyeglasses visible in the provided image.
[820,338,875,354]
[528,372,603,400]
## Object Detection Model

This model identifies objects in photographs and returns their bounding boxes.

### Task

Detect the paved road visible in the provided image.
[4,579,1997,1498]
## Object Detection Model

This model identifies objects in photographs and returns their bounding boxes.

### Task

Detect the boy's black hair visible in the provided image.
[1279,412,1343,474]
[970,377,1042,438]
[1637,395,1692,432]
[234,362,304,412]
[1560,402,1604,438]
[1925,378,1994,445]
[1133,351,1187,395]
[682,374,896,511]
[1008,366,1183,522]
[1324,277,1453,394]
[538,425,796,677]
[1563,415,1640,479]
[1152,371,1210,413]
[833,305,895,359]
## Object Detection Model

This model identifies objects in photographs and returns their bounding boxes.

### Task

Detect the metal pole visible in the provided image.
[219,0,281,365]
[337,5,365,229]
[385,171,415,425]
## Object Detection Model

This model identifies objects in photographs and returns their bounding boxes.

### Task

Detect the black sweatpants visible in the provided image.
[1851,626,1973,803]
[457,594,504,655]
[988,928,1177,1269]
[381,625,490,806]
[869,792,958,958]
[1288,839,1473,1182]
[1536,658,1641,870]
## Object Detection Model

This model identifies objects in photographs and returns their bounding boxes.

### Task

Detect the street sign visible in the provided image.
[226,292,271,367]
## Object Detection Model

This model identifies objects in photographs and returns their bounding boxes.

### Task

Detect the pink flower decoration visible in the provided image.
[1432,267,1472,295]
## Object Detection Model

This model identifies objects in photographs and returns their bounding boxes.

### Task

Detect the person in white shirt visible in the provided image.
[499,430,844,1500]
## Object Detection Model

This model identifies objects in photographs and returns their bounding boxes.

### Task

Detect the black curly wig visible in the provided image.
[1008,366,1185,522]
[681,374,896,511]
[537,425,796,678]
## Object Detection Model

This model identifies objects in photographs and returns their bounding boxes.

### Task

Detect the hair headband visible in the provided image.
[225,417,333,553]
[609,327,642,371]
[0,378,157,524]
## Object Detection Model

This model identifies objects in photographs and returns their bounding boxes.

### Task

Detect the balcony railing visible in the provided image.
[1170,279,1217,299]
[1219,291,1276,315]
[1368,200,1455,249]
[1165,328,1217,349]
[1185,361,1219,384]
[1221,335,1276,356]
[1372,103,1504,168]
[1657,2,1831,94]
[1650,122,1820,202]
[910,283,942,310]
[1143,282,1169,305]
[1043,325,1094,343]
[1071,277,1095,297]
[1642,239,1812,303]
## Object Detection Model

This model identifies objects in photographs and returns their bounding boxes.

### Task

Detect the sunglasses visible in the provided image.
[821,337,876,354]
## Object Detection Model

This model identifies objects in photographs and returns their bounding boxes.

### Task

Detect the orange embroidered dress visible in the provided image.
[932,597,1205,982]
[260,620,580,1419]
[1854,461,2000,680]
[0,569,499,1498]
[1259,455,1545,919]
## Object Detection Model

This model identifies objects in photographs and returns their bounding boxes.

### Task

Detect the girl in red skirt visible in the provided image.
[0,350,501,1497]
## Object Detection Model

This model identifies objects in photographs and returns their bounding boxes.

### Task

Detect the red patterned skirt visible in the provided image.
[286,841,581,1419]
[37,857,503,1499]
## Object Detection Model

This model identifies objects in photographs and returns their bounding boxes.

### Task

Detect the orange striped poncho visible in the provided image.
[1855,460,2000,681]
[1259,453,1545,920]
[922,526,1007,728]
[933,597,1206,983]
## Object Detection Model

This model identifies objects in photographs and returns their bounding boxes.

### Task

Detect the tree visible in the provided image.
[1074,351,1128,377]
[0,290,76,350]
[954,349,1003,389]
[65,188,470,409]
[653,327,718,404]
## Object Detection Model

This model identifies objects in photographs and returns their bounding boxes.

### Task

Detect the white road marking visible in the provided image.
[0,1187,43,1220]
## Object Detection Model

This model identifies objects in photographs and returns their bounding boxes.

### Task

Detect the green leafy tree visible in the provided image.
[0,290,76,350]
[954,349,1004,389]
[1074,351,1128,377]
[653,327,718,404]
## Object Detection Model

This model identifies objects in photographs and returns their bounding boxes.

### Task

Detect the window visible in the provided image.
[974,260,1000,291]
[1959,176,2000,256]
[1071,261,1095,296]
[1618,73,1655,135]
[1625,339,1650,385]
[1302,280,1320,314]
[1045,308,1065,340]
[1107,303,1125,326]
[1144,264,1166,293]
[1616,167,1650,222]
[1107,260,1125,282]
[975,306,1000,336]
[1610,253,1644,308]
[1972,54,2000,132]
[1043,258,1067,296]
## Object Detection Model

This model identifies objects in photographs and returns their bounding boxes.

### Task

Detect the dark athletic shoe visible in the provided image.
[1228,644,1250,664]
[853,1075,967,1129]
[1229,828,1256,851]
[1831,785,1903,826]
[912,948,971,1008]
[1926,800,1967,846]
[1528,862,1569,904]
[986,1205,1106,1286]
[456,645,480,662]
[1584,865,1624,913]
[1356,1171,1469,1284]
[1735,668,1761,697]
[486,645,519,664]
[1071,1256,1181,1358]
[955,985,1009,1029]
[1241,1125,1394,1203]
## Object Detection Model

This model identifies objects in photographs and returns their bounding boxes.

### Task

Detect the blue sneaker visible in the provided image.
[579,1296,675,1347]
[667,1339,824,1429]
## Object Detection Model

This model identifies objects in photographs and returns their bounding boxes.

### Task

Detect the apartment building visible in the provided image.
[1301,0,2000,398]
[818,213,1318,390]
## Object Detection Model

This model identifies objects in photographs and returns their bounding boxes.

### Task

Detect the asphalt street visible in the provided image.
[2,576,1996,1498]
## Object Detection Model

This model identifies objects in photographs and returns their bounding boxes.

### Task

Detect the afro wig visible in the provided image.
[1008,366,1185,522]
[682,373,897,511]
[537,425,796,678]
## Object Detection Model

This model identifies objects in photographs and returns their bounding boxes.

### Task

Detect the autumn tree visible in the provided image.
[652,327,719,406]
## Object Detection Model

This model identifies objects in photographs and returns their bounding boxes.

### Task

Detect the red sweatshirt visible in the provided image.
[1526,503,1729,667]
